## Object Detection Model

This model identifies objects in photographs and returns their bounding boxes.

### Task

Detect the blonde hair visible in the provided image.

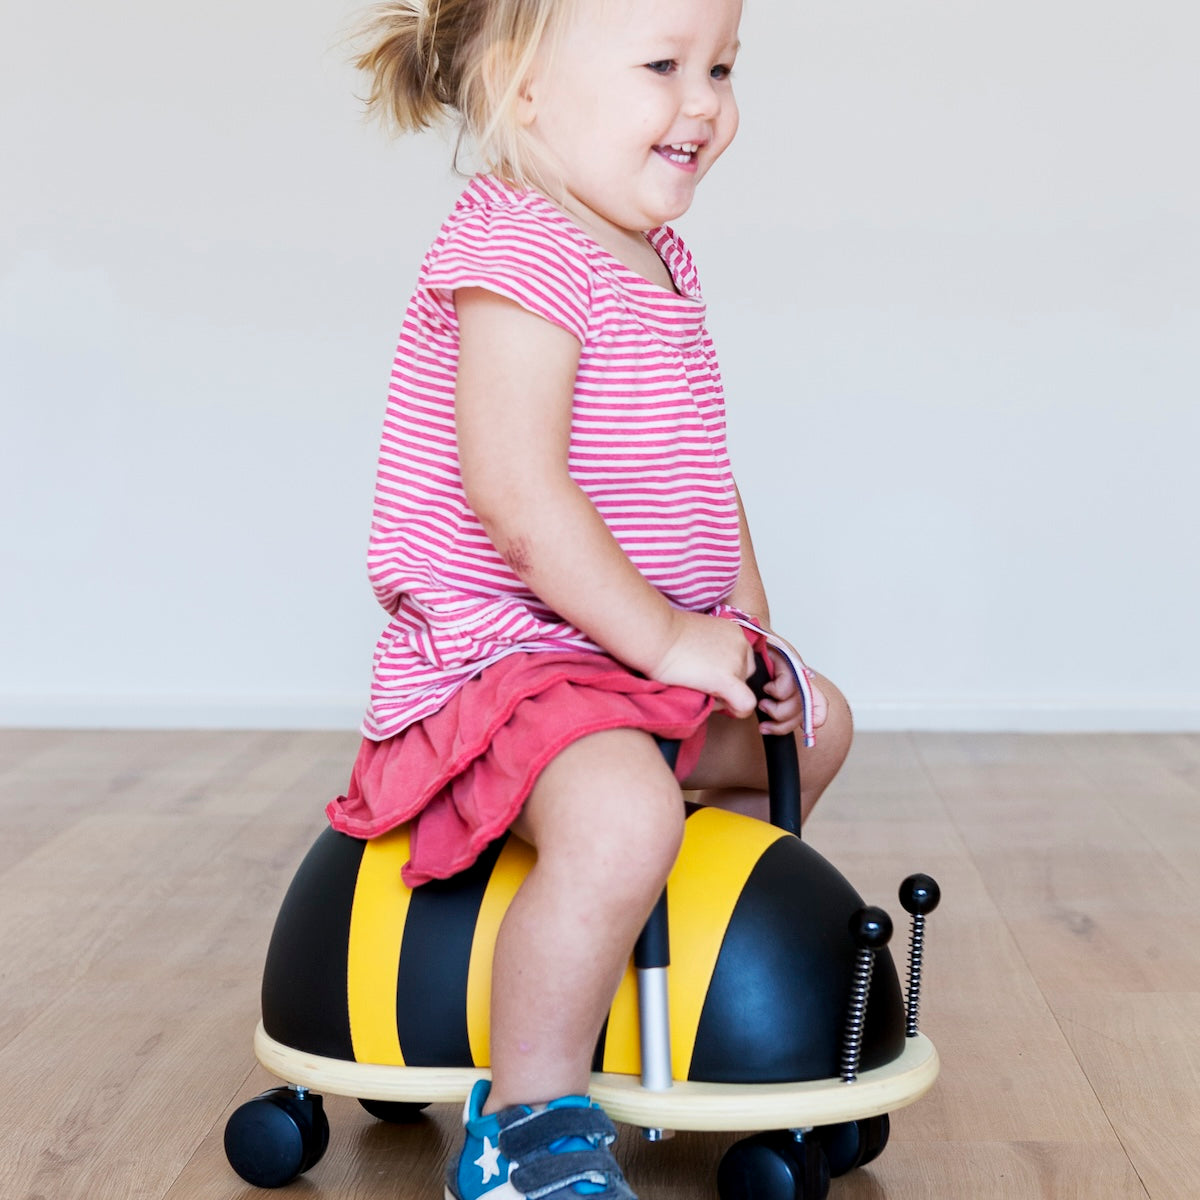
[352,0,576,190]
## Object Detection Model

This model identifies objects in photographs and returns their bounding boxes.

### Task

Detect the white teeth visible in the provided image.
[661,141,700,163]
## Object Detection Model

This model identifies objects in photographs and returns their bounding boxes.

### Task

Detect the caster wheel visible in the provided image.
[814,1113,890,1177]
[856,1113,890,1168]
[357,1098,431,1123]
[717,1130,830,1200]
[224,1087,330,1188]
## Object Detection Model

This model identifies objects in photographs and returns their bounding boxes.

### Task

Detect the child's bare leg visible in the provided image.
[685,670,853,823]
[483,727,685,1112]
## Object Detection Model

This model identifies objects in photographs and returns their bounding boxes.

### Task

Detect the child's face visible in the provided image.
[520,0,742,239]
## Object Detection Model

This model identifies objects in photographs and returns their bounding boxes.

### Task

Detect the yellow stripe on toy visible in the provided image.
[602,962,640,1075]
[602,807,790,1079]
[466,836,536,1066]
[667,808,790,1078]
[347,826,414,1065]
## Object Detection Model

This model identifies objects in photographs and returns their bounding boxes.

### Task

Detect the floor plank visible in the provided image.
[0,812,319,1199]
[1056,992,1200,1200]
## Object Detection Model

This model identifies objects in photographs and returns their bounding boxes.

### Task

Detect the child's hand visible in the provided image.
[756,646,828,736]
[649,611,758,719]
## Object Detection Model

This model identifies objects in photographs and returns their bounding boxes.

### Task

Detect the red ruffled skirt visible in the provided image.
[325,650,721,887]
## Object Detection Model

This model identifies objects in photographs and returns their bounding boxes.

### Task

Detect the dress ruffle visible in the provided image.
[326,650,717,887]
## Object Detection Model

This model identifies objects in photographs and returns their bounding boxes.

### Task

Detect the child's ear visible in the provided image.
[509,54,538,127]
[515,76,536,126]
[481,40,538,126]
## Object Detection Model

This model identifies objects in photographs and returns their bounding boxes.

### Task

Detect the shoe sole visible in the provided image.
[444,1183,525,1200]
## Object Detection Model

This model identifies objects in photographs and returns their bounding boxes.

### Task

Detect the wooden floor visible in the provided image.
[1,729,1198,1199]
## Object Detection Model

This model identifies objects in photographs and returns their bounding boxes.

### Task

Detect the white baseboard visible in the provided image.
[0,694,366,732]
[1,693,1199,733]
[850,699,1200,733]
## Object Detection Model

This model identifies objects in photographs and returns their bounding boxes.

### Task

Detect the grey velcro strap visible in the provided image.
[499,1105,616,1159]
[509,1148,627,1197]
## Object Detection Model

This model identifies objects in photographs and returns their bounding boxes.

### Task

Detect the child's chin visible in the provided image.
[655,197,696,226]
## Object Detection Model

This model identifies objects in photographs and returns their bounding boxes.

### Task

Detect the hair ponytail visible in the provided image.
[353,0,474,132]
[352,0,575,188]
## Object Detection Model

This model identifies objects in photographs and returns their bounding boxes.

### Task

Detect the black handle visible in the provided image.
[651,652,803,838]
[637,738,681,971]
[750,652,803,837]
[640,658,803,972]
[634,889,671,969]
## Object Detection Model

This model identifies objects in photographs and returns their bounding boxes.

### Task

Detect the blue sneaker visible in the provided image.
[444,1079,637,1199]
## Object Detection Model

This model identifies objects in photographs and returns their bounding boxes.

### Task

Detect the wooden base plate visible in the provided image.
[253,1023,939,1131]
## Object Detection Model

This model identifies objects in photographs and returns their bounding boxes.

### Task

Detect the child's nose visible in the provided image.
[682,75,722,120]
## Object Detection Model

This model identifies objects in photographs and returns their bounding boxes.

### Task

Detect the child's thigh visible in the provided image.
[511,726,685,861]
[682,710,773,793]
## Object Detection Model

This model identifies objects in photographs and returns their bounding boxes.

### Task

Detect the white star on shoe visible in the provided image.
[474,1135,503,1184]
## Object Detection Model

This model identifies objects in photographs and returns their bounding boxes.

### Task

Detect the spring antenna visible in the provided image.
[839,907,892,1083]
[898,874,941,1037]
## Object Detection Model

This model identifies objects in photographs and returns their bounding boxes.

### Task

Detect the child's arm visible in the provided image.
[455,287,757,719]
[728,486,829,735]
[727,484,771,625]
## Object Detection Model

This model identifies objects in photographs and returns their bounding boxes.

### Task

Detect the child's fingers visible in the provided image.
[758,718,798,736]
[810,683,829,728]
[755,692,805,735]
[715,680,758,720]
[729,673,759,719]
[758,666,830,735]
[762,648,800,696]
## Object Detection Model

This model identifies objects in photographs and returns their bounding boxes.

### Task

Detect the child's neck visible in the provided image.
[557,198,678,294]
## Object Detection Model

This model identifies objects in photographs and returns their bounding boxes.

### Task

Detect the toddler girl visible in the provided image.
[328,0,853,1196]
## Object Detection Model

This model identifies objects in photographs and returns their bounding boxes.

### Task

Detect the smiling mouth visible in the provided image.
[655,141,701,166]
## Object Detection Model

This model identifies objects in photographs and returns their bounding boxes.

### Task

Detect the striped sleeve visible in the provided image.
[422,204,593,344]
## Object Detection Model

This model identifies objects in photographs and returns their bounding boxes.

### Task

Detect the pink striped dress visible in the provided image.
[361,174,742,741]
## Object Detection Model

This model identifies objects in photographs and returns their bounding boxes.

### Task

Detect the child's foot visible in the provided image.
[444,1079,637,1199]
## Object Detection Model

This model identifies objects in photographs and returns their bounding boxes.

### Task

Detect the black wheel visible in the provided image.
[357,1097,431,1123]
[813,1113,890,1177]
[856,1113,890,1167]
[224,1087,330,1188]
[717,1131,830,1200]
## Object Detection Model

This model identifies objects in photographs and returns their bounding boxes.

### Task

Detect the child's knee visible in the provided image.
[595,771,685,882]
[810,671,854,760]
[520,730,685,879]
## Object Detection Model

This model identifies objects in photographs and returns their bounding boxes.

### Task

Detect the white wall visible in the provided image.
[3,1,1197,731]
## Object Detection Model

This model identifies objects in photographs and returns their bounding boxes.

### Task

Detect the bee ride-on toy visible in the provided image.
[225,653,941,1199]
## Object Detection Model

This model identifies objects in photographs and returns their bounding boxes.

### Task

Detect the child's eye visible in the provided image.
[645,60,676,75]
[710,64,733,81]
